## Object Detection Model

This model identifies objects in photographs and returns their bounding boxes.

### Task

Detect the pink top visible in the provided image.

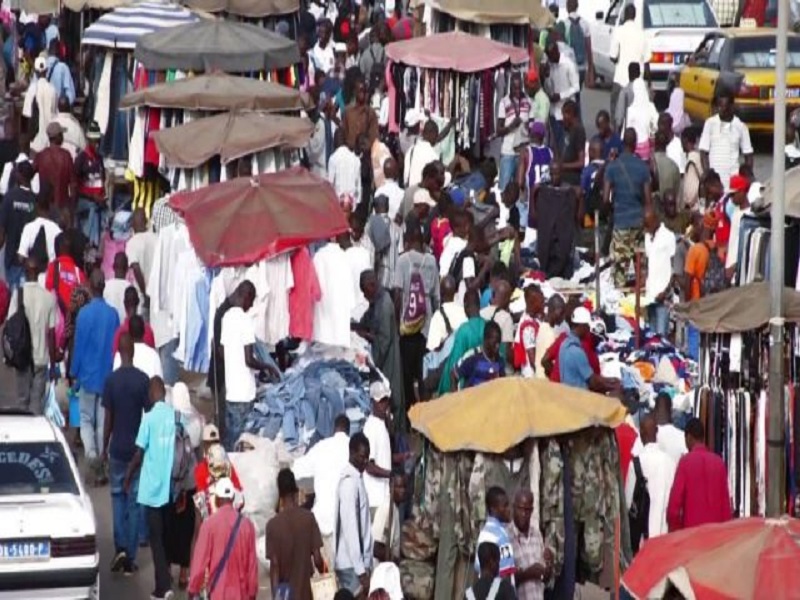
[289,247,322,340]
[112,317,156,356]
[187,504,258,600]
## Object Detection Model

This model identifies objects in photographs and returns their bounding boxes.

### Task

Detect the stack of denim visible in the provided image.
[243,359,372,451]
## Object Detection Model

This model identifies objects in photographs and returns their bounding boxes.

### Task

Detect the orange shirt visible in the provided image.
[684,241,712,300]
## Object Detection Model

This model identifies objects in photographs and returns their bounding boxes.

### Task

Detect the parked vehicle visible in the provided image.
[592,0,720,97]
[0,413,99,600]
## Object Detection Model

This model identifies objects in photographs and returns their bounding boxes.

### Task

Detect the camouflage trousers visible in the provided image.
[611,228,643,288]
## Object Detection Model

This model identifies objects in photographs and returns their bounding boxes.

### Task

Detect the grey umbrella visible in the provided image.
[134,19,300,72]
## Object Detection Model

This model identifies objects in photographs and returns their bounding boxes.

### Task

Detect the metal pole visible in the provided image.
[767,0,789,518]
[594,209,601,311]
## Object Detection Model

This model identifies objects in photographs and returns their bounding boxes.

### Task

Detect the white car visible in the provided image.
[0,413,99,600]
[591,0,720,95]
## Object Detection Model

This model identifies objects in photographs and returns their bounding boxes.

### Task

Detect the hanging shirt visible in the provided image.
[289,248,322,341]
[313,243,356,348]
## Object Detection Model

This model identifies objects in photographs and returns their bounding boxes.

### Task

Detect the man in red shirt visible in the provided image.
[111,287,155,355]
[666,418,732,531]
[34,122,75,228]
[541,328,600,382]
[188,477,258,600]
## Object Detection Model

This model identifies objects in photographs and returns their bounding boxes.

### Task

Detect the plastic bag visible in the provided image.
[229,434,280,538]
[44,382,64,428]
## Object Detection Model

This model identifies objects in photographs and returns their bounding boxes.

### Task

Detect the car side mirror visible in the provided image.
[596,10,604,19]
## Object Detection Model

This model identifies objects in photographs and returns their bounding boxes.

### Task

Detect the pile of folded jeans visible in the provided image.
[243,359,372,451]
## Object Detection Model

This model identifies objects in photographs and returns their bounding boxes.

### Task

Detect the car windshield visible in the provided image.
[732,37,800,69]
[0,442,78,495]
[643,0,717,28]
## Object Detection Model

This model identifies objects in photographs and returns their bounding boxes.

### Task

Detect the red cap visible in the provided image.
[730,174,749,193]
[526,67,539,85]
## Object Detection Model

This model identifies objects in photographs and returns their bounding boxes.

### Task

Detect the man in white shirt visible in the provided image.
[496,72,531,191]
[308,93,338,179]
[544,40,580,152]
[658,112,686,174]
[104,252,132,323]
[220,280,278,451]
[125,209,157,304]
[404,120,441,188]
[53,96,86,159]
[112,315,162,379]
[362,381,393,517]
[374,157,405,220]
[292,414,350,567]
[309,19,335,79]
[643,210,676,336]
[625,415,677,546]
[17,192,61,265]
[724,174,752,278]
[610,4,650,130]
[328,130,363,210]
[654,393,687,463]
[698,90,754,189]
[426,276,467,351]
[479,280,515,365]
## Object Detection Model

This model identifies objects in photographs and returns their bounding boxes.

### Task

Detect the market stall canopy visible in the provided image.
[673,282,800,333]
[63,0,128,10]
[134,19,299,71]
[425,0,554,28]
[119,72,304,111]
[180,0,297,16]
[169,167,349,267]
[623,517,800,600]
[81,2,199,49]
[386,31,529,72]
[152,112,313,168]
[408,377,626,453]
[759,164,800,219]
[19,0,59,13]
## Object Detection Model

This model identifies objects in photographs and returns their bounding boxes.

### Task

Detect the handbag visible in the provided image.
[311,566,338,600]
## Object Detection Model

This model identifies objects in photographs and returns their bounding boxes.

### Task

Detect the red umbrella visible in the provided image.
[169,167,349,267]
[622,517,800,599]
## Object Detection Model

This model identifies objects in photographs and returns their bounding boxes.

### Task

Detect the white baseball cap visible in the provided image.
[370,380,391,402]
[214,477,236,500]
[571,306,592,325]
[404,108,422,128]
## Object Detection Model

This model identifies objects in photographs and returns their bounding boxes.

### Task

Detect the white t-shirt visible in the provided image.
[426,302,467,351]
[497,95,532,156]
[610,21,650,86]
[309,41,335,77]
[113,342,163,379]
[644,224,676,304]
[17,217,61,262]
[104,278,131,323]
[126,231,158,291]
[515,313,540,378]
[312,243,356,348]
[480,305,515,344]
[404,139,440,188]
[666,136,686,175]
[439,236,467,278]
[698,115,753,189]
[657,423,688,463]
[725,207,750,270]
[221,306,257,403]
[362,414,391,509]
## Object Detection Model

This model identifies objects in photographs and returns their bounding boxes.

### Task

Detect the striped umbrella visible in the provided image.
[81,2,199,49]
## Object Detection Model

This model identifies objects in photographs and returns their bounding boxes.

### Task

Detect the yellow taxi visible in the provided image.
[674,28,800,132]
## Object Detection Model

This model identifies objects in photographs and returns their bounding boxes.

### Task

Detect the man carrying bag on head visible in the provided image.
[187,477,258,600]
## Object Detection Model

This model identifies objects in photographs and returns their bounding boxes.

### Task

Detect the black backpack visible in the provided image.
[628,457,650,553]
[30,224,49,271]
[2,286,33,372]
[449,249,475,284]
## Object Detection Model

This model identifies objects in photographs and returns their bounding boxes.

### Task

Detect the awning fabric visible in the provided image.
[81,2,199,49]
[386,31,529,72]
[168,167,349,267]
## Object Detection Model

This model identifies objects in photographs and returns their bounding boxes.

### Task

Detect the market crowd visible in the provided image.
[0,0,774,598]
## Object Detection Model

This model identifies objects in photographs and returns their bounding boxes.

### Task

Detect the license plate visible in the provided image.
[673,53,689,65]
[770,88,800,98]
[0,540,50,560]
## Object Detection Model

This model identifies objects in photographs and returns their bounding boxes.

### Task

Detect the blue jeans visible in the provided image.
[336,568,361,595]
[550,117,565,154]
[225,401,254,451]
[686,324,700,361]
[77,197,105,248]
[110,457,140,561]
[498,154,519,192]
[4,263,23,289]
[647,302,670,336]
[78,390,104,460]
[159,338,180,386]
